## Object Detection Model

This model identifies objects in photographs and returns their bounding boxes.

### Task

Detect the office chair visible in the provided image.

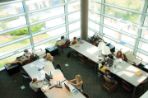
[55,64,63,73]
[102,75,118,92]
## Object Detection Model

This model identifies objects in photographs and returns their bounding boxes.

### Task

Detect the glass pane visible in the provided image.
[68,12,80,22]
[142,29,148,40]
[89,21,99,31]
[0,2,23,18]
[34,39,57,50]
[31,23,45,33]
[68,1,80,13]
[0,53,23,68]
[103,37,132,52]
[0,27,29,44]
[89,2,101,13]
[29,6,64,23]
[88,30,96,37]
[119,35,135,46]
[46,26,66,37]
[33,33,49,44]
[139,42,148,52]
[104,17,138,35]
[0,39,30,56]
[137,53,148,63]
[69,30,80,40]
[45,17,65,28]
[106,0,144,11]
[103,27,120,40]
[26,0,64,12]
[89,13,100,23]
[0,16,26,31]
[144,16,148,26]
[105,7,140,24]
[26,0,50,11]
[30,16,65,33]
[69,21,80,31]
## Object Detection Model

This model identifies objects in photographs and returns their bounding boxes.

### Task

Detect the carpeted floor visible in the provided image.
[0,48,147,98]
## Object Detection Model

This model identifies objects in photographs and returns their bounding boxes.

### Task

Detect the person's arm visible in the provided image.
[68,79,76,85]
[76,80,83,87]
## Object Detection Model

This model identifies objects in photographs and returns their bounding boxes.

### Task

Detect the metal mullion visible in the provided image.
[22,0,35,51]
[99,0,105,36]
[134,0,148,53]
[64,0,70,39]
[0,36,30,48]
[0,25,27,35]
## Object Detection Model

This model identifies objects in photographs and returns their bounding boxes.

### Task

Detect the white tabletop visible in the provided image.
[140,90,148,98]
[42,75,86,98]
[23,58,55,80]
[23,58,86,98]
[70,40,148,87]
[110,59,148,87]
[70,40,99,63]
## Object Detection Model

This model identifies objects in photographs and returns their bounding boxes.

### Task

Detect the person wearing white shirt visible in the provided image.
[29,78,43,92]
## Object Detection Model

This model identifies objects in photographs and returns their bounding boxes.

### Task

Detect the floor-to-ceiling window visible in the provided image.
[0,0,80,69]
[89,0,148,63]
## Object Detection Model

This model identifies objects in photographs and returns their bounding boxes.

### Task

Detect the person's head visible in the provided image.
[75,74,81,81]
[24,49,29,53]
[116,50,122,58]
[61,36,64,40]
[73,37,77,40]
[105,69,110,75]
[32,78,37,83]
[101,61,105,66]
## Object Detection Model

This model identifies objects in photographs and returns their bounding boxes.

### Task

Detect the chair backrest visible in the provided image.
[103,75,112,83]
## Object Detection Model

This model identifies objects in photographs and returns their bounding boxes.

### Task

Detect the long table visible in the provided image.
[70,40,99,63]
[23,58,86,98]
[70,40,148,97]
[140,90,148,98]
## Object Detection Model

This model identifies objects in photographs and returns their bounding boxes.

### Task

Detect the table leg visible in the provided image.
[132,87,136,98]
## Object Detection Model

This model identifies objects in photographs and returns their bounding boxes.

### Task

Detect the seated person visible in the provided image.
[23,49,32,59]
[116,50,128,62]
[71,37,78,45]
[103,70,117,84]
[29,78,43,92]
[98,62,109,74]
[7,49,32,66]
[69,74,83,91]
[44,53,54,62]
[55,36,66,47]
[121,54,128,62]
